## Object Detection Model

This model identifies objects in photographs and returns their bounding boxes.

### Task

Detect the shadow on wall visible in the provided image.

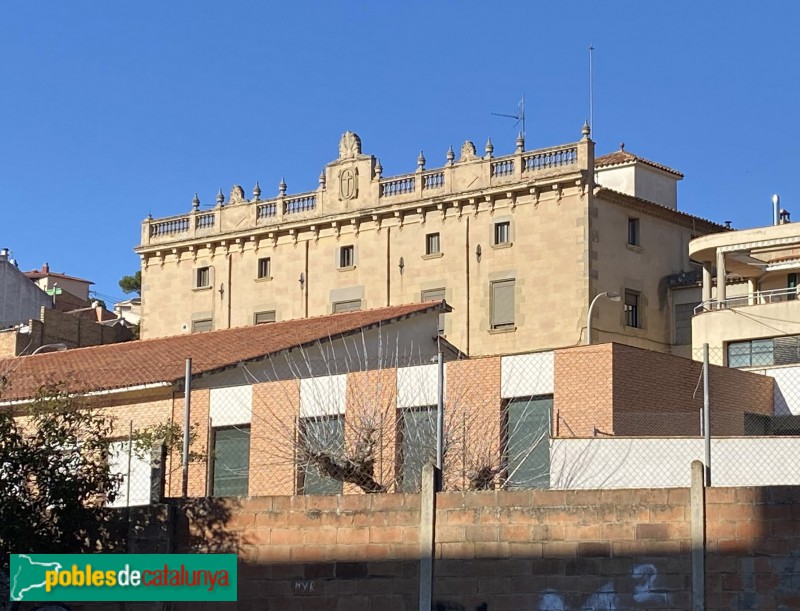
[155,485,800,611]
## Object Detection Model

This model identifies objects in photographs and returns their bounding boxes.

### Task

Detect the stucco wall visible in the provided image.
[0,260,51,327]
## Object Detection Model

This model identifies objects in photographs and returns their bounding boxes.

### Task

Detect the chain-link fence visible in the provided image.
[4,340,800,506]
[112,343,800,503]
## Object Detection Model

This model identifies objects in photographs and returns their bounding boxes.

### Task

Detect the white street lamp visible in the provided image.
[586,291,621,345]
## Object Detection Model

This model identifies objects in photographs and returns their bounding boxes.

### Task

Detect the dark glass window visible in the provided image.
[503,396,552,489]
[398,407,437,492]
[300,416,344,495]
[212,426,251,497]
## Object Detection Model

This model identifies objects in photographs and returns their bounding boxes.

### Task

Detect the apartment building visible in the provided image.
[691,216,800,369]
[136,126,724,356]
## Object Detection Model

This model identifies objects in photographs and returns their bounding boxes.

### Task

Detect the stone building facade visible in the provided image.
[136,126,724,356]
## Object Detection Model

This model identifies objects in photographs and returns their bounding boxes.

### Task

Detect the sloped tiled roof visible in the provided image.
[23,270,94,284]
[595,149,684,178]
[595,187,724,233]
[0,302,446,402]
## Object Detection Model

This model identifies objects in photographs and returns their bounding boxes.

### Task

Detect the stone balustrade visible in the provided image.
[283,193,316,215]
[140,137,590,248]
[380,175,415,197]
[422,171,445,190]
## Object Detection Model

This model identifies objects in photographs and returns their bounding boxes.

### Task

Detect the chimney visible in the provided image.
[0,248,8,262]
[42,262,49,274]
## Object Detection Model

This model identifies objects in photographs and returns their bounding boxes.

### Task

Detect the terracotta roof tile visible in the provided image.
[0,302,446,402]
[595,149,684,178]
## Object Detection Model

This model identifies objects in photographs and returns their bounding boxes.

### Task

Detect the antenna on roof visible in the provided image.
[491,94,526,139]
[589,44,595,141]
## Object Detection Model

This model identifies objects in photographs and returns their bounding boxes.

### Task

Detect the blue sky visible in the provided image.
[1,2,799,303]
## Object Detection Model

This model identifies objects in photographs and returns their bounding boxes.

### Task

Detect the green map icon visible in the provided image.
[10,555,63,601]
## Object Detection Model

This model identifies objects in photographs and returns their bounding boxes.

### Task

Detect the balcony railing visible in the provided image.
[694,286,800,314]
[142,139,587,247]
[150,217,189,238]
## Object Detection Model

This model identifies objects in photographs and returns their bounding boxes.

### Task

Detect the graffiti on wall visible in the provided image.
[537,564,672,611]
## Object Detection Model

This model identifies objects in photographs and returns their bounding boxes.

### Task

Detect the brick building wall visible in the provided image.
[612,343,774,436]
[553,344,614,437]
[553,343,774,438]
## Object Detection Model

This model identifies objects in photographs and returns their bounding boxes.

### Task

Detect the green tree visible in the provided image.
[0,385,124,566]
[118,270,141,295]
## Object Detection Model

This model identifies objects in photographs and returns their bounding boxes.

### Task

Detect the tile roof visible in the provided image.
[23,270,94,284]
[0,302,446,402]
[595,149,684,178]
[595,187,724,232]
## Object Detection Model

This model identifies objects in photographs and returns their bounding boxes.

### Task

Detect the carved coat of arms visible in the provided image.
[339,167,358,200]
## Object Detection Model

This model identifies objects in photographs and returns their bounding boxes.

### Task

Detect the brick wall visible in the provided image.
[251,379,301,496]
[612,343,773,436]
[554,343,774,438]
[39,307,131,350]
[161,484,800,611]
[447,356,501,491]
[554,344,614,437]
[705,486,800,610]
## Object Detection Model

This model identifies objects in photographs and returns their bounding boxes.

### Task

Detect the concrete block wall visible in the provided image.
[160,483,800,610]
[705,486,800,610]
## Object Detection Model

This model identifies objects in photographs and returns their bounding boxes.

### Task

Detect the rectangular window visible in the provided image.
[490,279,515,330]
[332,299,361,313]
[502,396,552,489]
[339,246,354,268]
[624,290,640,328]
[195,266,211,288]
[425,233,440,255]
[728,339,774,368]
[212,426,251,497]
[789,273,797,301]
[191,318,213,333]
[627,218,640,246]
[254,310,276,325]
[257,257,271,279]
[398,407,437,492]
[421,288,446,334]
[674,303,696,345]
[299,416,344,495]
[494,221,511,245]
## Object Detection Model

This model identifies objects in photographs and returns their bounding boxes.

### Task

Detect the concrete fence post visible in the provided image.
[149,442,167,504]
[419,463,436,611]
[690,460,705,611]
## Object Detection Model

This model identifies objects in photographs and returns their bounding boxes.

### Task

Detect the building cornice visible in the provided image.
[594,187,724,235]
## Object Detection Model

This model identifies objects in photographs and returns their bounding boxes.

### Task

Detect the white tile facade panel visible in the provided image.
[501,352,554,398]
[763,365,800,415]
[107,441,152,507]
[550,437,800,489]
[300,374,347,417]
[397,364,439,408]
[210,385,253,426]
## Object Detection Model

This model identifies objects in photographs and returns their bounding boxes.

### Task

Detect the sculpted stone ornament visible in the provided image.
[339,167,359,201]
[460,140,477,162]
[229,185,246,204]
[338,131,362,160]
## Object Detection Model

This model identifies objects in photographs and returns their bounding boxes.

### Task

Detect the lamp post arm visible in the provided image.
[586,293,603,345]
